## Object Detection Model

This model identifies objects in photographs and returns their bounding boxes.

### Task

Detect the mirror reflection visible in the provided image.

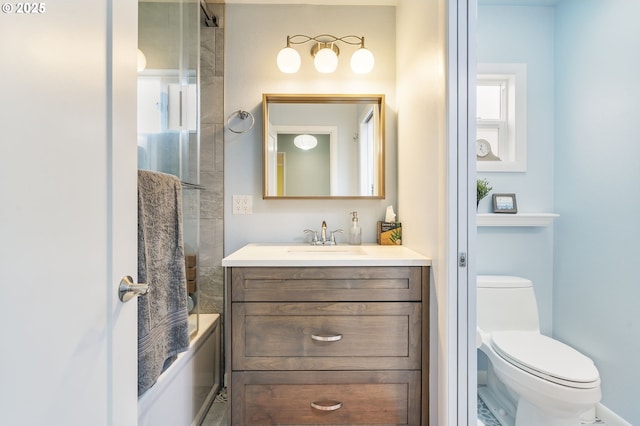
[138,0,199,185]
[263,94,385,199]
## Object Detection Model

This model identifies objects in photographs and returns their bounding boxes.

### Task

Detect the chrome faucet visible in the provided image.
[304,229,319,245]
[304,221,343,245]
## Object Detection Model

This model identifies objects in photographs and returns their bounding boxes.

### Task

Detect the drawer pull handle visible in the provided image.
[310,400,343,411]
[311,333,343,342]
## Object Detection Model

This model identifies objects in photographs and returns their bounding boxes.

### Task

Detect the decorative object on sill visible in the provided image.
[492,193,518,214]
[227,109,255,134]
[277,34,375,74]
[293,134,318,150]
[477,178,492,208]
[476,138,500,161]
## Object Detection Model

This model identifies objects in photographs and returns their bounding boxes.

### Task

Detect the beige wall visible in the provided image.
[396,0,449,423]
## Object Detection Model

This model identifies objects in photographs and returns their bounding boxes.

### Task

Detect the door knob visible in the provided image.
[118,275,149,303]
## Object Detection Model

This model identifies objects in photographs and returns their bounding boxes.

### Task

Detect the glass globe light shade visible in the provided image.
[137,49,147,72]
[350,48,374,74]
[277,47,301,73]
[314,47,339,73]
[293,134,318,150]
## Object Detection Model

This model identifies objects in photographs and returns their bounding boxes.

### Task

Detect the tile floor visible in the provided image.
[200,388,227,426]
[478,394,502,426]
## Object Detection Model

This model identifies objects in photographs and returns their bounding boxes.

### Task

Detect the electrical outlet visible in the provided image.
[232,195,253,215]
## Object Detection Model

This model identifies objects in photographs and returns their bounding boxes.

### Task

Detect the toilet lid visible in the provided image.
[491,331,600,389]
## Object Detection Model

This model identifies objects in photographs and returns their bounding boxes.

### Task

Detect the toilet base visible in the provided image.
[479,386,599,426]
[516,398,593,426]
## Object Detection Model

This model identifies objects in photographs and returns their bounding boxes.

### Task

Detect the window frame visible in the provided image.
[476,63,527,172]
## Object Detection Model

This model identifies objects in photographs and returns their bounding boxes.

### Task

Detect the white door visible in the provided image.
[0,1,138,425]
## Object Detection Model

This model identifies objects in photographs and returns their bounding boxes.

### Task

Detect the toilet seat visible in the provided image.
[491,331,600,389]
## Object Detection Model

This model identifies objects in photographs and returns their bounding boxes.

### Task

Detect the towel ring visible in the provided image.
[227,109,255,134]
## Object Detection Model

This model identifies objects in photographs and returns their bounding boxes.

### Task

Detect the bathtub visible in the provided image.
[138,313,221,426]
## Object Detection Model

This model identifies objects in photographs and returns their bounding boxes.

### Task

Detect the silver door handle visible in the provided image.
[118,275,149,303]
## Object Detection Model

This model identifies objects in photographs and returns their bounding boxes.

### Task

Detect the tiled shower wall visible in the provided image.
[198,2,225,314]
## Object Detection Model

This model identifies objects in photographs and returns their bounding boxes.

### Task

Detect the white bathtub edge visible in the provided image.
[138,313,221,424]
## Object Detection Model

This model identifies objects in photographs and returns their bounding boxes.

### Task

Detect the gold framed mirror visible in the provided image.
[263,93,385,199]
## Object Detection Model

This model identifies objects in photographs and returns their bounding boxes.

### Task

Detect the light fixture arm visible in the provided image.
[285,34,366,49]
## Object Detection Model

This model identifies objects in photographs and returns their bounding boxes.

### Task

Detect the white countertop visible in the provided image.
[221,243,432,267]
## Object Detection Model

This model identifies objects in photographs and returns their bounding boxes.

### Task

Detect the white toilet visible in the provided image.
[477,275,601,426]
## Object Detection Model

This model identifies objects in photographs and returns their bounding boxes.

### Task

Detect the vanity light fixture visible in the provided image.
[293,134,318,150]
[277,34,374,74]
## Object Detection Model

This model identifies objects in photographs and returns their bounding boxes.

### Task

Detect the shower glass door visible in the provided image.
[138,0,201,336]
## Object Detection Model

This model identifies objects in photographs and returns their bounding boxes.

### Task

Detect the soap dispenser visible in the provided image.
[349,211,362,245]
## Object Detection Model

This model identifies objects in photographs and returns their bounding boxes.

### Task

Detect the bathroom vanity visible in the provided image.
[222,244,431,425]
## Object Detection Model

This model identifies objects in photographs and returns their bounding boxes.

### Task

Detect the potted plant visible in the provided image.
[477,178,492,208]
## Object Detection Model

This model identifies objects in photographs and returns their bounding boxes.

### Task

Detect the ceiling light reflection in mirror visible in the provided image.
[294,134,318,150]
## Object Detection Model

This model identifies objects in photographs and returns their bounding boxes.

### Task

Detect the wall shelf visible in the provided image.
[477,213,559,227]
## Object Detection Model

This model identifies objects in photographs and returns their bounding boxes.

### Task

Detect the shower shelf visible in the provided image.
[477,213,559,227]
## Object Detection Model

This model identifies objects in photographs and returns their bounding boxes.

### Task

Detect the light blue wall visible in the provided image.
[554,0,640,422]
[476,5,556,335]
[479,1,640,421]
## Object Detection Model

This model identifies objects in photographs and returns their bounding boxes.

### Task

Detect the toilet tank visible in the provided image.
[477,275,540,333]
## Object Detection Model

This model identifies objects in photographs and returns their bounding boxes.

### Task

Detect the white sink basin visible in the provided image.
[286,245,366,255]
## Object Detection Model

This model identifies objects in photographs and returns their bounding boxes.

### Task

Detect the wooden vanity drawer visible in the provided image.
[232,370,421,425]
[232,302,421,370]
[230,266,424,302]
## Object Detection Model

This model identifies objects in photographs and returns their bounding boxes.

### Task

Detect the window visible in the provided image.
[476,63,527,172]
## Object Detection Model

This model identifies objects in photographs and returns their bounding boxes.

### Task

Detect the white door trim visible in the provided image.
[447,0,477,424]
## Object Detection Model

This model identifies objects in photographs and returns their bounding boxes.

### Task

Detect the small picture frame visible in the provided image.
[492,193,518,213]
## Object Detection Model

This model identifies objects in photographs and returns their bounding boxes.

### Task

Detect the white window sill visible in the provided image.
[477,213,559,227]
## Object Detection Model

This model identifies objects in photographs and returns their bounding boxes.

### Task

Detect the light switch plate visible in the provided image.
[232,195,253,215]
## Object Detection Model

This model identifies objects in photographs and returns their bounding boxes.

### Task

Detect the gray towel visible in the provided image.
[137,170,190,396]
